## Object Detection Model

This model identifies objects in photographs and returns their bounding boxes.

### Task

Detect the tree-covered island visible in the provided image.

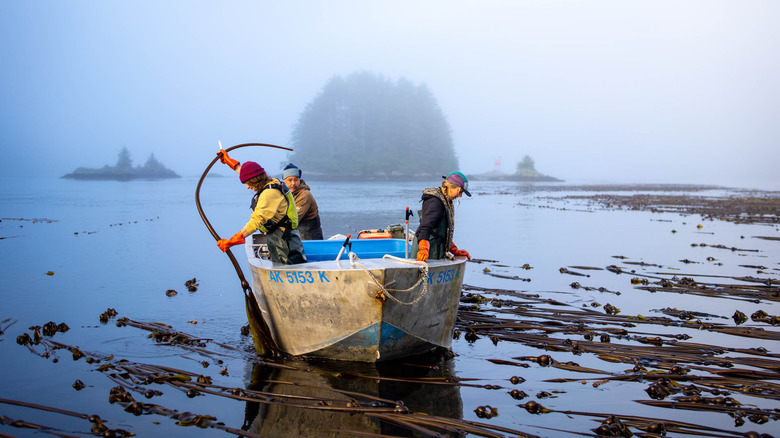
[471,155,562,182]
[287,71,458,179]
[62,147,180,180]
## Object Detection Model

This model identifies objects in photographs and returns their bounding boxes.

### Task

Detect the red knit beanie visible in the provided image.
[239,161,266,183]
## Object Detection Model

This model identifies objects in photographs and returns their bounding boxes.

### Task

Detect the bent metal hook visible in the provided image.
[195,142,293,357]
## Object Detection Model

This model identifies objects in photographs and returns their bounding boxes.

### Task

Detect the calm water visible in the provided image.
[0,175,777,437]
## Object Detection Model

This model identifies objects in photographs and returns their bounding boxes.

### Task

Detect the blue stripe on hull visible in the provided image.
[378,322,437,360]
[345,323,381,349]
[308,323,380,362]
[307,322,437,362]
[377,322,408,351]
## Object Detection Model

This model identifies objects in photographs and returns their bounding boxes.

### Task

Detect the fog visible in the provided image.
[2,1,778,189]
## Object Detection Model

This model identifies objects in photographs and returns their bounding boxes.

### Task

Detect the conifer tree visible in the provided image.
[116,147,132,169]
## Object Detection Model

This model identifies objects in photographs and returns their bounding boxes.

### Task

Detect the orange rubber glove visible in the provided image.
[217,149,240,170]
[416,239,430,262]
[450,242,471,260]
[217,231,245,252]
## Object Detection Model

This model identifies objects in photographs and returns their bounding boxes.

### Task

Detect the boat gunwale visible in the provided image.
[245,238,466,271]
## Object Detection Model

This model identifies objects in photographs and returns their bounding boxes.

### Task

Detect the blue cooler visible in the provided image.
[303,238,409,262]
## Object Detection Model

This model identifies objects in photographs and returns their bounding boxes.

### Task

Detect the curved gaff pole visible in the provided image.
[195,142,293,357]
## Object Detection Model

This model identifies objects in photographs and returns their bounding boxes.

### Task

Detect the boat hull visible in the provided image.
[246,238,466,362]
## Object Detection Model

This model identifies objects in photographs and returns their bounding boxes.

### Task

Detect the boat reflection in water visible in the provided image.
[242,355,464,437]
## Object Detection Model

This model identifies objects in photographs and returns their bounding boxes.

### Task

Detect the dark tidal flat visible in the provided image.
[0,178,778,437]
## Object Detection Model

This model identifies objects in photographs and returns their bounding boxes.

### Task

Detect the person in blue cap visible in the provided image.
[411,171,472,262]
[282,163,324,240]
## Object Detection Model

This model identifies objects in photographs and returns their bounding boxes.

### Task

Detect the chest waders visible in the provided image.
[251,181,306,265]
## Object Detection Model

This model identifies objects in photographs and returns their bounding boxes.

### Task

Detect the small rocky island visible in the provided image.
[472,155,562,182]
[62,147,180,181]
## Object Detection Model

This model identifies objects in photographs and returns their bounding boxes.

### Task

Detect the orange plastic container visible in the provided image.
[357,229,393,239]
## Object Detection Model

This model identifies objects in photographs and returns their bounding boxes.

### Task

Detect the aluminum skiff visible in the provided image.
[245,235,466,362]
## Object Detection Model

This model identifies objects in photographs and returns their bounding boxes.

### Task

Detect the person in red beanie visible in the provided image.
[410,171,472,262]
[215,149,306,264]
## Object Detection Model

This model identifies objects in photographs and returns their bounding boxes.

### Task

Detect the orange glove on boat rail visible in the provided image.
[217,149,240,170]
[217,231,245,252]
[450,242,471,260]
[416,239,430,262]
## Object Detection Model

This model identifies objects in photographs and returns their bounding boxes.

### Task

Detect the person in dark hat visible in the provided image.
[282,163,324,240]
[411,171,472,262]
[215,149,306,264]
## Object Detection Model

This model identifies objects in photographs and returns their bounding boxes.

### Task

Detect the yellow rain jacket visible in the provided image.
[241,178,299,236]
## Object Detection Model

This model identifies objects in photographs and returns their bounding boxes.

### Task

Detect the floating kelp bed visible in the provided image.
[455,259,779,437]
[7,313,546,438]
[7,230,780,438]
[5,270,779,438]
[4,279,778,435]
[452,192,779,437]
[556,193,780,226]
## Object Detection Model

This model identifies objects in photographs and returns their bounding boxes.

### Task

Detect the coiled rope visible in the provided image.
[348,253,429,305]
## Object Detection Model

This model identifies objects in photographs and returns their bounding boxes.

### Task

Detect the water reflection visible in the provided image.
[242,355,463,437]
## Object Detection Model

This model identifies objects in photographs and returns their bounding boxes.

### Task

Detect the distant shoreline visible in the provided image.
[61,174,181,181]
[471,175,563,183]
[61,167,180,181]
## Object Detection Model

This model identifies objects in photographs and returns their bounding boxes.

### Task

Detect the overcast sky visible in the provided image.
[2,1,778,189]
